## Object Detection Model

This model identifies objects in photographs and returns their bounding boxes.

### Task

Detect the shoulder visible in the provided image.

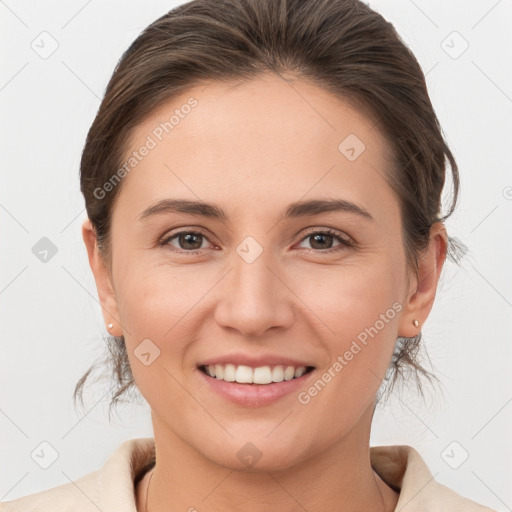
[0,438,155,512]
[0,469,102,512]
[370,444,497,512]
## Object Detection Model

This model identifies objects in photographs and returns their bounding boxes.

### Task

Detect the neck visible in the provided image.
[140,402,399,512]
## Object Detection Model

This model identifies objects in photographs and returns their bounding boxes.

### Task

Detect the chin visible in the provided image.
[192,431,312,473]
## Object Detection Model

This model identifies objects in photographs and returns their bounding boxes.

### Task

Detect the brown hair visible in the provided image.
[75,0,465,414]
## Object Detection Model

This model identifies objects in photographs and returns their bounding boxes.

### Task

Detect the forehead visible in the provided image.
[115,73,398,223]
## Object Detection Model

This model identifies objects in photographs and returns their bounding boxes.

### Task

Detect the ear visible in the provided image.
[398,222,448,338]
[81,218,123,337]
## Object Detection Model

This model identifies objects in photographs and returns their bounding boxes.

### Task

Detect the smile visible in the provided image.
[199,364,315,384]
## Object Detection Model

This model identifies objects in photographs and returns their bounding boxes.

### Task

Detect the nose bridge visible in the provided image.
[233,243,276,300]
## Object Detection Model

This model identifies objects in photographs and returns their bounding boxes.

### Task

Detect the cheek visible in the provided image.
[295,256,403,393]
[113,234,205,323]
[114,263,216,366]
[297,255,404,336]
[115,266,205,411]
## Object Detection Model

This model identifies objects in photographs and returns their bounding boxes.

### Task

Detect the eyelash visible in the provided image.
[158,228,354,255]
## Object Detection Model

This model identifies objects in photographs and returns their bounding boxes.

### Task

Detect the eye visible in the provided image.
[160,231,213,253]
[296,228,353,252]
[159,228,354,254]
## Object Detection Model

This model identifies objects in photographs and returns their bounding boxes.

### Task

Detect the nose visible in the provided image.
[214,245,295,338]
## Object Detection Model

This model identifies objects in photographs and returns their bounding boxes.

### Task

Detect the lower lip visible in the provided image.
[197,368,315,407]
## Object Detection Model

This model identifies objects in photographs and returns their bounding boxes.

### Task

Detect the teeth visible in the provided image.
[253,366,272,384]
[235,365,253,383]
[294,367,306,378]
[223,363,236,382]
[214,364,224,380]
[284,366,295,381]
[203,364,309,384]
[271,365,284,383]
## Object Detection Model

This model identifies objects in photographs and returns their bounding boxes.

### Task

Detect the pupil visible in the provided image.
[181,233,201,250]
[311,233,332,250]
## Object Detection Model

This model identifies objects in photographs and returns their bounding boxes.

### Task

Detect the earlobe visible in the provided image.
[81,218,123,336]
[398,222,448,338]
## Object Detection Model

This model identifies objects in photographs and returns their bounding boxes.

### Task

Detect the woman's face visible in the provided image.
[85,73,439,471]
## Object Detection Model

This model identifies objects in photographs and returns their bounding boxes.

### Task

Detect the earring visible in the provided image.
[413,319,420,328]
[107,322,114,330]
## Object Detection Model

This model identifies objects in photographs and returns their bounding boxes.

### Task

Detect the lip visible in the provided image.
[197,365,316,407]
[198,352,313,368]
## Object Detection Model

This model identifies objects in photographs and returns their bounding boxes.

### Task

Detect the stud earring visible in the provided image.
[413,319,420,328]
[107,322,114,330]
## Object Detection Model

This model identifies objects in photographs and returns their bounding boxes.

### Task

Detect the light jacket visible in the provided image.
[0,438,497,511]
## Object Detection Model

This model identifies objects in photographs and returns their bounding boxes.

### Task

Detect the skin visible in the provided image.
[82,72,447,512]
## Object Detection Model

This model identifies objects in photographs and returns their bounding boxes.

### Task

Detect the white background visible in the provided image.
[1,0,511,510]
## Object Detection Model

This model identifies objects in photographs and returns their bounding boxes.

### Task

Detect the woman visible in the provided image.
[0,0,498,510]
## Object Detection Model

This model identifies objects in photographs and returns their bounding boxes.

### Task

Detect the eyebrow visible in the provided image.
[138,198,374,223]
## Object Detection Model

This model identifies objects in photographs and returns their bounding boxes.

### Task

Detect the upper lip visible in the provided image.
[198,353,314,368]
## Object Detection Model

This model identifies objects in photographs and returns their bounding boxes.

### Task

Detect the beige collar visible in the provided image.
[96,438,494,512]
